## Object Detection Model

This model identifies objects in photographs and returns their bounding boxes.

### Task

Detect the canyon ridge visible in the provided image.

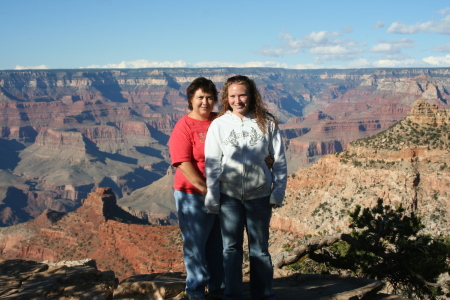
[1,67,450,225]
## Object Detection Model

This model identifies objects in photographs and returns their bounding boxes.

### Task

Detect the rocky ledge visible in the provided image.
[0,259,409,300]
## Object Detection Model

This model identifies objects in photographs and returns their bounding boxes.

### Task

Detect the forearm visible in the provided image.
[177,161,207,195]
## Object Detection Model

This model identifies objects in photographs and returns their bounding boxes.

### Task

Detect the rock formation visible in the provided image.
[118,167,177,225]
[0,188,184,280]
[271,99,450,237]
[0,259,116,299]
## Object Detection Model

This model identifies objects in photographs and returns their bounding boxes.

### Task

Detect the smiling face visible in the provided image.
[227,83,251,119]
[188,88,215,120]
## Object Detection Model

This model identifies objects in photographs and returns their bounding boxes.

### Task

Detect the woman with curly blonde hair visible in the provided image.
[218,75,278,134]
[205,75,287,300]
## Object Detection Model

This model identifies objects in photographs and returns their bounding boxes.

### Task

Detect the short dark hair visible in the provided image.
[186,77,218,110]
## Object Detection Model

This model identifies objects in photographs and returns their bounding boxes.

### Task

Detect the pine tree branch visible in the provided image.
[273,233,360,269]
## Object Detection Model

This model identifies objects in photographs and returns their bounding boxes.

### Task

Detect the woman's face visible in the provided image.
[228,84,250,118]
[189,88,215,120]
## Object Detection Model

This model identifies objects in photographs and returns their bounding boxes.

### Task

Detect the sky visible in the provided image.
[1,0,450,70]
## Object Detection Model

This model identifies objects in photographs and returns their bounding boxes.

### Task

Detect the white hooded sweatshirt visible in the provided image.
[205,111,287,214]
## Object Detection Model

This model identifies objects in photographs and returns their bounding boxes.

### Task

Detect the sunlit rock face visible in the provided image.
[0,188,184,280]
[272,99,450,238]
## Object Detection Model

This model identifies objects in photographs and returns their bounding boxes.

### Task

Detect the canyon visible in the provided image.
[0,98,448,299]
[1,67,450,226]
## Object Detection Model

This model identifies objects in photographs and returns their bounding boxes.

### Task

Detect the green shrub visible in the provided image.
[287,198,450,299]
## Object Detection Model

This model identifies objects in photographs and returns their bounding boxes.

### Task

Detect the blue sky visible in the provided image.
[1,0,450,70]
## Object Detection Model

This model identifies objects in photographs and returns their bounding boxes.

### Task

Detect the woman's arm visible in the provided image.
[177,161,207,197]
[204,122,223,214]
[169,118,207,196]
[268,122,288,207]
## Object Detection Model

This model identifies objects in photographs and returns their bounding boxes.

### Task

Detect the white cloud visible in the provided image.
[387,22,421,34]
[85,59,328,70]
[81,59,325,70]
[258,30,364,63]
[194,57,447,69]
[423,54,450,66]
[14,65,50,70]
[310,45,363,62]
[432,42,450,53]
[259,46,286,57]
[387,15,450,34]
[437,7,450,15]
[259,31,343,57]
[290,63,323,69]
[370,38,414,54]
[321,58,434,69]
[371,44,393,52]
[372,21,385,29]
[84,60,189,69]
[304,31,341,44]
[249,62,315,69]
[342,26,353,33]
[372,59,424,68]
[194,61,283,68]
[19,56,450,72]
[194,61,324,69]
[346,59,372,68]
[310,45,354,55]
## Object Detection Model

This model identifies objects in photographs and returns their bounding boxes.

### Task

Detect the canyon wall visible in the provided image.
[1,67,450,225]
[271,99,450,238]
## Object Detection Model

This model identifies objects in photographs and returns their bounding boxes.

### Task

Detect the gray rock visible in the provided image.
[114,273,186,299]
[0,259,116,299]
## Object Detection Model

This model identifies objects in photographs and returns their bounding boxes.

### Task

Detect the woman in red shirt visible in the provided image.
[169,77,224,300]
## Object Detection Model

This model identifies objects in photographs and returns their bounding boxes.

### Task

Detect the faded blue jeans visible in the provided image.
[219,193,275,300]
[174,190,224,297]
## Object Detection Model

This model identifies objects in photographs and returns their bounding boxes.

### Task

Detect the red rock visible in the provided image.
[0,188,184,280]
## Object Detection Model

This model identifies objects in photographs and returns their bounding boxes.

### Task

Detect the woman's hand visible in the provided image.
[177,161,208,195]
[264,155,274,169]
[270,204,279,209]
[201,188,207,198]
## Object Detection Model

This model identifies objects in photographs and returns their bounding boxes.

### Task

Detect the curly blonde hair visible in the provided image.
[219,75,277,134]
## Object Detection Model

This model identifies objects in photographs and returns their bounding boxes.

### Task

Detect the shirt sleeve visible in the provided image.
[169,119,192,167]
[204,121,222,214]
[268,122,288,206]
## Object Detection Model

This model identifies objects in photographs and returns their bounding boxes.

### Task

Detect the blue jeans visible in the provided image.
[174,190,224,296]
[219,193,275,300]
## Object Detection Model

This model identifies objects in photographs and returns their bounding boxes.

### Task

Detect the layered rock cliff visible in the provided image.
[118,167,177,225]
[1,67,450,226]
[271,99,450,237]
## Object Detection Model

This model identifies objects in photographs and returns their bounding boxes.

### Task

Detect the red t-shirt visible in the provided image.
[169,113,217,194]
